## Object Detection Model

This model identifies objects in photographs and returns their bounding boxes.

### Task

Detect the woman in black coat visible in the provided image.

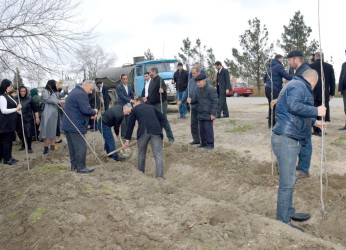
[16,86,40,153]
[0,79,21,165]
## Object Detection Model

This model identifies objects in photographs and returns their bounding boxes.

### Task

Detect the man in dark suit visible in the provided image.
[146,67,174,142]
[310,52,336,136]
[124,97,166,178]
[96,80,110,111]
[116,74,135,138]
[172,62,189,118]
[141,72,152,100]
[214,61,232,118]
[338,51,346,130]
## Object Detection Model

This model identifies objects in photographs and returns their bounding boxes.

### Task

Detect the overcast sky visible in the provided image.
[78,0,345,81]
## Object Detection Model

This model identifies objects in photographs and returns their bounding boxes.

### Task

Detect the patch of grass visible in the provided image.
[36,164,69,173]
[330,136,346,147]
[228,119,237,125]
[15,191,21,199]
[186,237,200,244]
[229,125,252,133]
[100,184,115,195]
[29,207,46,223]
[83,185,95,192]
[8,212,17,221]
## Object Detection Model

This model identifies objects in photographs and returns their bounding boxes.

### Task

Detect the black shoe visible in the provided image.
[221,115,229,118]
[197,144,206,148]
[19,146,25,151]
[288,222,304,232]
[4,160,16,165]
[71,166,77,171]
[43,147,49,154]
[206,146,214,150]
[168,138,174,143]
[10,158,19,163]
[115,157,125,162]
[291,213,310,222]
[189,141,200,145]
[312,131,319,136]
[77,168,94,174]
[28,149,33,154]
[339,126,346,131]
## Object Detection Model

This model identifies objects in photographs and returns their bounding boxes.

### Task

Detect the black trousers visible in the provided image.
[65,132,87,171]
[0,132,14,162]
[191,108,200,143]
[265,87,280,127]
[313,100,330,133]
[199,120,214,147]
[217,92,229,116]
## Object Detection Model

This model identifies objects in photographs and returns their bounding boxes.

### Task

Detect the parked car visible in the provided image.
[227,83,254,97]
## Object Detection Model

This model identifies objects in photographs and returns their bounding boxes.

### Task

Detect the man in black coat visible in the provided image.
[214,61,232,118]
[310,52,336,135]
[188,73,218,150]
[338,51,346,130]
[146,67,174,142]
[97,104,132,162]
[172,62,189,118]
[96,80,110,111]
[124,98,166,178]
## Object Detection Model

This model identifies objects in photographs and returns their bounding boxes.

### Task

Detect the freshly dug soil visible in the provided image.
[1,98,345,249]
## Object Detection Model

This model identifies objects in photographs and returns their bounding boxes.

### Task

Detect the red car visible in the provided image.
[227,83,254,97]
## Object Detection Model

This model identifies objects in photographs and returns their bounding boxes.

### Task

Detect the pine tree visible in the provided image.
[278,11,318,60]
[144,48,155,60]
[225,17,273,94]
[206,48,216,85]
[178,37,193,67]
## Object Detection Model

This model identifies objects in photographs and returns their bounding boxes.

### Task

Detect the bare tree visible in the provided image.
[71,46,116,80]
[0,0,95,75]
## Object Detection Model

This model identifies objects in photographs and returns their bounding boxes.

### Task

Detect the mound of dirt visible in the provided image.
[1,99,345,249]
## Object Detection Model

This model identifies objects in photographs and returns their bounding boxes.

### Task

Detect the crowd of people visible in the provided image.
[1,49,346,232]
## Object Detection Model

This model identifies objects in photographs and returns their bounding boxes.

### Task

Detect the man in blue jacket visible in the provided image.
[271,69,326,232]
[62,80,98,174]
[116,74,135,139]
[265,54,293,128]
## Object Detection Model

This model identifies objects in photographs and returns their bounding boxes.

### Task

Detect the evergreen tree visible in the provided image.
[144,48,155,60]
[178,37,193,67]
[225,17,273,94]
[278,11,318,60]
[206,48,216,85]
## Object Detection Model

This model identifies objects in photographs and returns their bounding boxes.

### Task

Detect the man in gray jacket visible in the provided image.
[187,73,218,150]
[178,66,210,145]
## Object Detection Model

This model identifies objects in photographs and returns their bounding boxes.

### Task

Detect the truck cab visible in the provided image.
[134,59,178,102]
[96,58,178,105]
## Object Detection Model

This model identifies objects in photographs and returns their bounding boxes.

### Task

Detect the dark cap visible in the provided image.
[195,73,207,81]
[177,62,183,66]
[287,50,304,58]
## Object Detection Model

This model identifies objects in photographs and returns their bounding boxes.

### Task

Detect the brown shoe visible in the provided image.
[296,172,310,180]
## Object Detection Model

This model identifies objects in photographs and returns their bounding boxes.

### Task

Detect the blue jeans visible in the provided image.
[298,134,312,173]
[271,133,301,223]
[97,120,119,161]
[178,91,187,116]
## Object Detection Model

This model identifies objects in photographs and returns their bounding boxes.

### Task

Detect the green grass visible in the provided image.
[29,207,46,223]
[228,119,237,125]
[330,136,346,147]
[36,164,69,173]
[227,125,252,133]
